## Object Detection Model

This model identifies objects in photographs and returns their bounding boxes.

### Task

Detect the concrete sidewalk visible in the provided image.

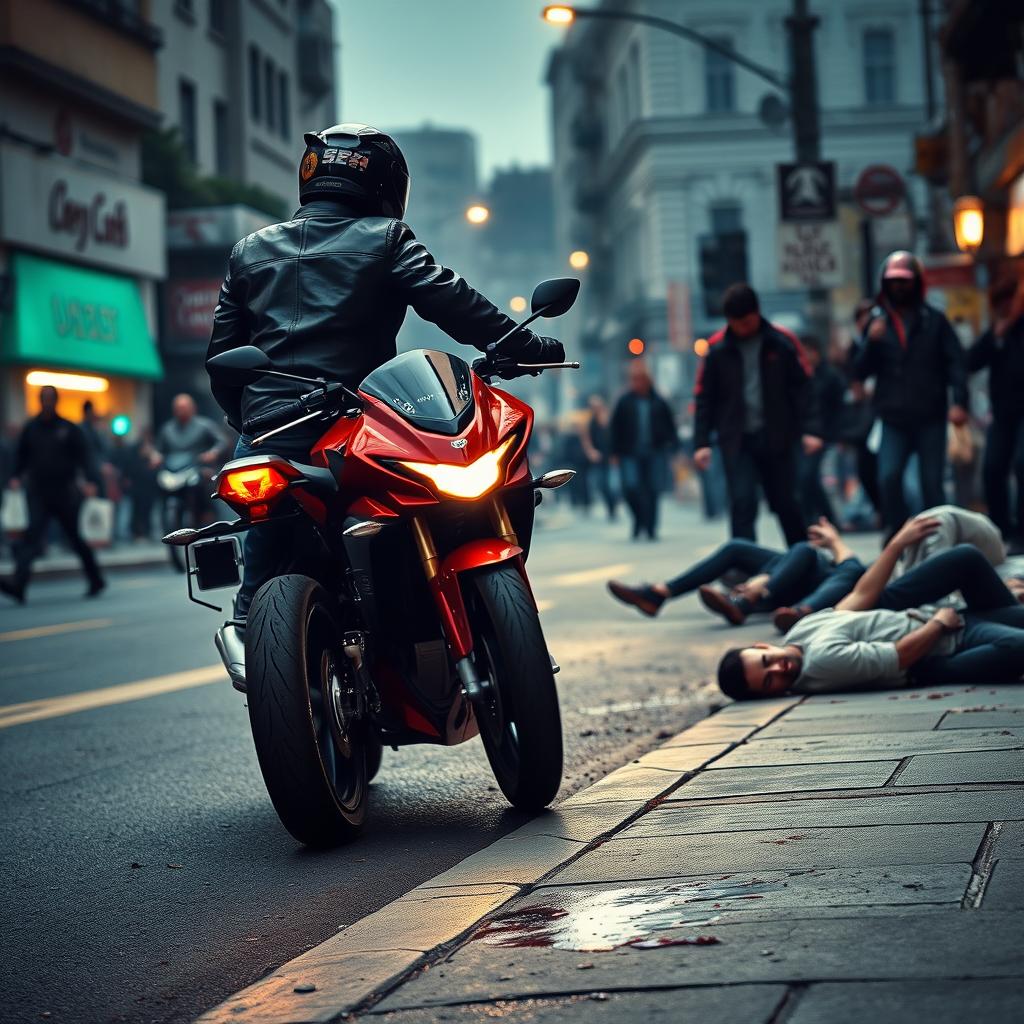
[197,682,1024,1024]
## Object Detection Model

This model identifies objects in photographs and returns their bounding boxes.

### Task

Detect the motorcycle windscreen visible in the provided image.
[359,349,475,436]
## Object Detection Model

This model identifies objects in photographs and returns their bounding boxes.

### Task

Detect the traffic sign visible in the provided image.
[777,161,836,221]
[854,164,905,217]
[777,221,845,289]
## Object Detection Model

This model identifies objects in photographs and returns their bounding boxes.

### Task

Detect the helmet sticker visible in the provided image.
[321,148,370,172]
[300,151,319,181]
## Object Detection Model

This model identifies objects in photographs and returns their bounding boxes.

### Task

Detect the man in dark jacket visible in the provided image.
[851,251,968,538]
[206,124,564,617]
[1,386,105,603]
[968,277,1024,549]
[610,359,677,540]
[693,283,822,546]
[799,335,846,523]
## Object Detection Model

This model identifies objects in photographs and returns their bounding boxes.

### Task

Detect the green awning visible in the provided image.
[1,252,163,380]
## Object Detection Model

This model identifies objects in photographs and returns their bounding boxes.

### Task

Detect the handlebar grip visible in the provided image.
[242,400,307,435]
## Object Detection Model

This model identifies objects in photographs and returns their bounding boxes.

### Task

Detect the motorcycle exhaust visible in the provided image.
[215,623,247,693]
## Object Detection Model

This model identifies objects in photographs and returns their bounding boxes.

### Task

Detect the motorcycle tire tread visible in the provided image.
[245,574,367,847]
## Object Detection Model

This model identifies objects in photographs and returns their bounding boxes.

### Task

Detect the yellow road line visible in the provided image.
[0,618,114,644]
[548,563,633,588]
[0,665,226,729]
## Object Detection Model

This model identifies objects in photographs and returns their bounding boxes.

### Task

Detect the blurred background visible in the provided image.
[0,0,1021,540]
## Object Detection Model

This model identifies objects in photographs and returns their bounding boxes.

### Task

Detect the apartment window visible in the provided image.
[711,202,743,234]
[179,78,197,164]
[249,46,261,121]
[278,72,290,139]
[213,99,229,175]
[264,57,276,132]
[864,28,896,105]
[705,37,736,113]
[209,0,226,34]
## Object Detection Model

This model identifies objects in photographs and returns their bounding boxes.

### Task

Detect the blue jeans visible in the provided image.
[232,432,320,618]
[800,557,866,611]
[877,419,947,534]
[982,418,1024,537]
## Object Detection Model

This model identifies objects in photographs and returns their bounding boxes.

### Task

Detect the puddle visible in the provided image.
[473,877,785,951]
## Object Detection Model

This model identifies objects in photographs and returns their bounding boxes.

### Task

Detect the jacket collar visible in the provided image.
[292,199,367,220]
[723,316,770,348]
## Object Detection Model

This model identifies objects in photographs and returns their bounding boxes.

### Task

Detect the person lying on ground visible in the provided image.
[717,525,1024,699]
[606,535,866,625]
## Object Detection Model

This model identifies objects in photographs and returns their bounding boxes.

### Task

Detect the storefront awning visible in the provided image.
[1,252,163,379]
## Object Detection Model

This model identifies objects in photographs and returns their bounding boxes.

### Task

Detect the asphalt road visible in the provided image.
[0,505,766,1024]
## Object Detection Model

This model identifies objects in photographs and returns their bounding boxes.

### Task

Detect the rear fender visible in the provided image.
[433,538,525,659]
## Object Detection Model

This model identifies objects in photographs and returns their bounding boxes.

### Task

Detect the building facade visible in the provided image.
[0,0,166,435]
[546,0,942,419]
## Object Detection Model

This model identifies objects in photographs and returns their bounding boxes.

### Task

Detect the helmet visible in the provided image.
[298,123,410,218]
[880,250,923,282]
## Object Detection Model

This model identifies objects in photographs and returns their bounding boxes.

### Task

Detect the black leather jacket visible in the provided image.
[207,200,555,430]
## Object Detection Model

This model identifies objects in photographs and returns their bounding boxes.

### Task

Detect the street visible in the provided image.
[1,504,758,1024]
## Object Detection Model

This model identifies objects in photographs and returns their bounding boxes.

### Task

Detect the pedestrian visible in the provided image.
[80,399,113,498]
[609,359,677,541]
[851,251,968,539]
[0,386,105,603]
[693,283,822,546]
[580,395,618,520]
[968,276,1024,553]
[798,335,845,524]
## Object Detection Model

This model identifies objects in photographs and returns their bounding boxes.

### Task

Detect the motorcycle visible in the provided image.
[156,452,207,572]
[163,278,581,846]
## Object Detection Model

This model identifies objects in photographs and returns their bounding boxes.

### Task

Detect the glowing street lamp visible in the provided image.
[543,4,576,24]
[952,195,984,253]
[694,338,710,357]
[627,338,645,356]
[568,249,590,270]
[509,296,528,313]
[465,204,490,225]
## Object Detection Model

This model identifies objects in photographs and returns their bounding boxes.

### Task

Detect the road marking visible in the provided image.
[548,563,633,588]
[0,618,114,644]
[0,665,225,729]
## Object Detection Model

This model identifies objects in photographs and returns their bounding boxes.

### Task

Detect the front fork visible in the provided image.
[410,496,526,698]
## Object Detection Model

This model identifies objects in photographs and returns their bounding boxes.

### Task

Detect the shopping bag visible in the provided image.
[1,488,29,534]
[80,496,115,547]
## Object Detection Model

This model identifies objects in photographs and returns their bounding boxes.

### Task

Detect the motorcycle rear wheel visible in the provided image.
[245,574,367,846]
[471,564,563,810]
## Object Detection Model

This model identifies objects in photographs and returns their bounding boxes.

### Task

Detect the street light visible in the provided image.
[543,4,575,24]
[465,204,490,225]
[952,195,984,253]
[509,295,528,313]
[568,249,590,269]
[627,337,645,355]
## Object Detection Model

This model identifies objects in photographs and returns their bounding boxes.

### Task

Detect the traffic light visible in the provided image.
[699,231,748,317]
[111,414,131,437]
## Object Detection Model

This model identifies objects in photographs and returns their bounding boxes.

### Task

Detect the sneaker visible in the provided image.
[607,580,665,617]
[0,579,25,605]
[773,605,811,633]
[698,584,747,625]
[85,579,107,599]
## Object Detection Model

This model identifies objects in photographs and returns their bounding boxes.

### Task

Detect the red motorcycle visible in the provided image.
[164,279,580,846]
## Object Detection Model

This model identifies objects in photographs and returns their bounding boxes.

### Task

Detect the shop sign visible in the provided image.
[0,142,165,278]
[166,279,222,340]
[777,221,845,289]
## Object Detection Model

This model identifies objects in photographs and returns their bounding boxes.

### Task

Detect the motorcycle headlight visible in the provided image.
[399,436,516,500]
[157,469,177,489]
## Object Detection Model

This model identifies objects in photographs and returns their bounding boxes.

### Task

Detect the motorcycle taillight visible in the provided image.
[217,463,292,516]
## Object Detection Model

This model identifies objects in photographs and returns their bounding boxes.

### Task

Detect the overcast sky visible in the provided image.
[330,0,560,183]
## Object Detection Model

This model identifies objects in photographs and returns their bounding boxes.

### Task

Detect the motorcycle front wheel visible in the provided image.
[470,564,563,810]
[245,574,367,846]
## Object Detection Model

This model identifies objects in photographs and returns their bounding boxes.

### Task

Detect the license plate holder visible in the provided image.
[192,537,242,591]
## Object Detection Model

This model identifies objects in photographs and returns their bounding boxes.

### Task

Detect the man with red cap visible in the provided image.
[851,251,967,539]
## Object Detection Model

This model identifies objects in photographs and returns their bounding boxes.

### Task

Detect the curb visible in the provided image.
[195,696,799,1024]
[0,548,168,581]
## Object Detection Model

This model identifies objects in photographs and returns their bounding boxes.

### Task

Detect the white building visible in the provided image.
[152,0,338,210]
[546,0,942,415]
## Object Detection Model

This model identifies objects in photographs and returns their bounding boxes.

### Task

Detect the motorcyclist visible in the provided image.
[206,123,564,620]
[152,394,227,470]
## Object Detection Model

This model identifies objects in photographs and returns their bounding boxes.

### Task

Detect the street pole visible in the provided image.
[785,0,832,345]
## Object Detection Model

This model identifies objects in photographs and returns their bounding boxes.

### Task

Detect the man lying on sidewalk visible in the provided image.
[717,518,1024,699]
[606,536,865,626]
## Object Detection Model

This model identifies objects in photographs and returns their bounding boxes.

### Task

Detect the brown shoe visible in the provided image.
[698,585,746,625]
[607,580,665,617]
[773,605,811,633]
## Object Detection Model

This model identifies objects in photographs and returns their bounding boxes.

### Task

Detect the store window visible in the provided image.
[264,57,276,132]
[278,72,290,139]
[705,37,736,113]
[179,78,197,164]
[249,46,261,121]
[864,28,896,105]
[213,99,229,175]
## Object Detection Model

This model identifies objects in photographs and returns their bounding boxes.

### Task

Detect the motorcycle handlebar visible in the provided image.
[242,400,308,435]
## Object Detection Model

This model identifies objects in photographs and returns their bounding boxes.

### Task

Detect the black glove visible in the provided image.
[515,334,565,367]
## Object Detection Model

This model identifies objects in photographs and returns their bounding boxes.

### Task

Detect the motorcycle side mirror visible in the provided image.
[531,278,580,318]
[207,346,274,384]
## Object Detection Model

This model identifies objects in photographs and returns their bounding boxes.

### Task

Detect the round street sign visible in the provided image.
[855,164,905,217]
